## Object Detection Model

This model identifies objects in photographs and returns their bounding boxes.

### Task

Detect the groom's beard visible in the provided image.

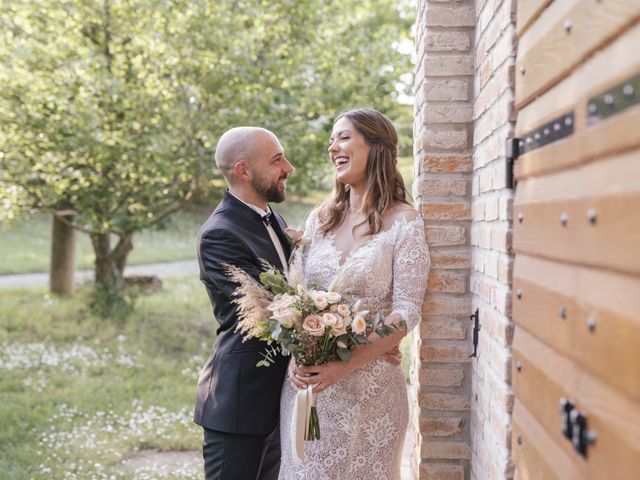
[251,173,287,203]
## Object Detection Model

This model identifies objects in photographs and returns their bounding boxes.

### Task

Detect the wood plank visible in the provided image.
[514,23,640,179]
[513,328,640,480]
[516,0,640,108]
[513,254,640,402]
[513,149,640,274]
[516,0,553,38]
[513,399,579,480]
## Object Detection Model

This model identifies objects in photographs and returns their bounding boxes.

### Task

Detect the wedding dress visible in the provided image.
[279,210,430,480]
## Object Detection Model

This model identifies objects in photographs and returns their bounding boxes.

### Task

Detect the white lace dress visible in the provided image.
[279,211,430,480]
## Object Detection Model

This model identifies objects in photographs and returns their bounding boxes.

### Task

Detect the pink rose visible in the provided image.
[302,314,325,337]
[311,291,328,310]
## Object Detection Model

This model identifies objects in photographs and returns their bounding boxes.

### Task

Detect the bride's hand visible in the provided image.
[288,358,308,390]
[298,361,350,394]
[381,345,402,365]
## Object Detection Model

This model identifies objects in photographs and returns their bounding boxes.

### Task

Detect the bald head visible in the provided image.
[215,127,278,183]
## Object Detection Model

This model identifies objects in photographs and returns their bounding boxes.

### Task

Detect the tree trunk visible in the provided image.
[91,232,114,287]
[90,232,134,287]
[49,212,76,295]
[113,233,134,278]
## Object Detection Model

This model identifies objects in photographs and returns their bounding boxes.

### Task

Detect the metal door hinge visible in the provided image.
[505,137,520,189]
[470,308,480,358]
[558,398,597,457]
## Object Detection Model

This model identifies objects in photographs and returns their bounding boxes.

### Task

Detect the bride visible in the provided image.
[279,108,430,479]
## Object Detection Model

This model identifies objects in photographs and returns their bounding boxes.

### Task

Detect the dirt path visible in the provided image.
[0,259,199,290]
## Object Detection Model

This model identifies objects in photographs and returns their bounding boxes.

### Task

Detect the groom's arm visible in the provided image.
[200,228,262,290]
[199,228,263,333]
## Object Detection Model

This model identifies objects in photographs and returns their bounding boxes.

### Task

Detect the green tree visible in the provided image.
[0,0,413,289]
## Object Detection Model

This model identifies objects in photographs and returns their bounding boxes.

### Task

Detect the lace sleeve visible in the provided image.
[300,208,320,264]
[391,218,431,331]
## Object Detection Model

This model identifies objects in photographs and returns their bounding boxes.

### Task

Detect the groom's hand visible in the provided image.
[381,345,402,365]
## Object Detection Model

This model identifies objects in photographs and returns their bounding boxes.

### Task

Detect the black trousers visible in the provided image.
[202,424,281,480]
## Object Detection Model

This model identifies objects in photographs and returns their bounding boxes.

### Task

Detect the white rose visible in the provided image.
[271,306,299,328]
[302,314,325,337]
[351,315,367,335]
[336,303,350,317]
[311,291,329,310]
[322,312,339,327]
[325,291,342,304]
[323,313,347,337]
[268,293,296,311]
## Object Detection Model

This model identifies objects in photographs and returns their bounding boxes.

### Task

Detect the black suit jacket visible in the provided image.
[193,191,291,434]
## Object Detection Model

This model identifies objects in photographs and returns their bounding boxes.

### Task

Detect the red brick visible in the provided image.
[422,202,471,221]
[421,441,472,460]
[424,79,469,102]
[421,154,473,173]
[422,318,467,339]
[421,462,465,480]
[421,342,472,363]
[421,416,464,436]
[430,248,471,269]
[425,31,471,52]
[426,5,476,27]
[428,269,469,294]
[421,177,469,197]
[420,392,471,411]
[420,368,465,387]
[419,127,469,150]
[423,293,471,316]
[425,225,467,247]
[425,54,475,76]
[424,103,474,124]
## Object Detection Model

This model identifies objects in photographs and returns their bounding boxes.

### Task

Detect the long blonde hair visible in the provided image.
[319,108,409,237]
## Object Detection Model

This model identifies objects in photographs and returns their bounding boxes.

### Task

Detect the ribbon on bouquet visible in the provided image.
[291,384,316,464]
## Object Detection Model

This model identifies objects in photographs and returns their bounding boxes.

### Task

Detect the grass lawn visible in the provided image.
[0,276,214,479]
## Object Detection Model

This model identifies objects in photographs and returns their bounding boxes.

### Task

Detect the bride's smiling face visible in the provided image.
[328,117,371,188]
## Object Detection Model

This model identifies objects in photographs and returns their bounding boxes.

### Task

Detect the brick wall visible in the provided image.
[413,1,475,478]
[469,0,516,478]
[414,0,517,478]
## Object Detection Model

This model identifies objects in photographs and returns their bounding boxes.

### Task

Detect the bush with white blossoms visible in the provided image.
[36,401,201,480]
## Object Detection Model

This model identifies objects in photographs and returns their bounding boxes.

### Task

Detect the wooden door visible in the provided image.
[511,1,640,479]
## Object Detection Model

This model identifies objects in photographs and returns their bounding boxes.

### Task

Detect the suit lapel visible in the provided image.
[221,191,290,272]
[271,214,292,262]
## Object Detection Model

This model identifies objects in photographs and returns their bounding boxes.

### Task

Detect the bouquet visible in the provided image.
[225,255,402,448]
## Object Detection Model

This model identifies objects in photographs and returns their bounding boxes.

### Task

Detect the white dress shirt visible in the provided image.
[229,191,288,275]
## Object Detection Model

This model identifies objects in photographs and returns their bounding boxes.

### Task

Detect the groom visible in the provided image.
[194,126,294,480]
